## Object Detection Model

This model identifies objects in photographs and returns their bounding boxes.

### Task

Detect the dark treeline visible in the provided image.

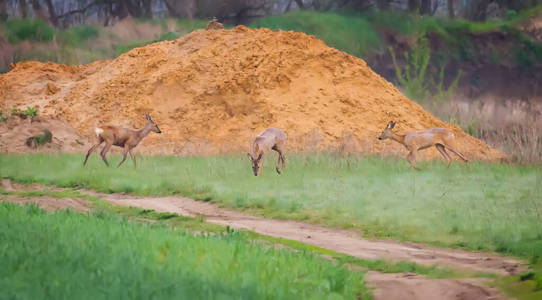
[0,0,541,27]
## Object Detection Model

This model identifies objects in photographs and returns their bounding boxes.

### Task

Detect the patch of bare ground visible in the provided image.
[1,179,91,212]
[366,271,505,300]
[0,194,91,212]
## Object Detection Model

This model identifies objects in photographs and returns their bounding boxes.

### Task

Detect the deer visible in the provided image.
[83,114,161,168]
[378,121,469,170]
[247,128,287,176]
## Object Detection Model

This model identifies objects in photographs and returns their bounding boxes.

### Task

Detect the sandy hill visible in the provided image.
[0,25,504,160]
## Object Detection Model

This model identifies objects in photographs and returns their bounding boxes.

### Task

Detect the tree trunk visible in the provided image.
[0,0,7,22]
[377,0,390,10]
[142,0,152,18]
[447,0,455,18]
[408,0,419,13]
[19,0,28,18]
[294,0,304,9]
[30,0,48,22]
[420,0,431,14]
[44,0,58,26]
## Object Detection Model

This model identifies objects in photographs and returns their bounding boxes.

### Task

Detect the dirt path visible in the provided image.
[88,192,517,299]
[2,180,519,300]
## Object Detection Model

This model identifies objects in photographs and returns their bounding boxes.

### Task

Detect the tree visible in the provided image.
[0,0,7,22]
[447,0,455,18]
[44,0,58,26]
[19,0,28,18]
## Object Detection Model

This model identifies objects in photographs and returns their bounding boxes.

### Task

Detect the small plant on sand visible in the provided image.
[24,106,39,118]
[0,109,7,122]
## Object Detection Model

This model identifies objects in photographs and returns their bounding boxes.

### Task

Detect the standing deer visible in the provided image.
[378,121,469,170]
[247,128,287,176]
[83,114,161,167]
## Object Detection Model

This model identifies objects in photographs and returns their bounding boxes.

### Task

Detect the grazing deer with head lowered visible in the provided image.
[247,128,287,176]
[83,114,161,167]
[378,121,469,170]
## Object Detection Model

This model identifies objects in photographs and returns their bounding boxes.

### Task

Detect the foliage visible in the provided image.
[58,25,99,46]
[0,202,368,299]
[24,106,39,117]
[1,154,541,260]
[389,36,462,102]
[251,11,382,57]
[4,19,55,44]
[0,109,7,122]
[25,130,52,148]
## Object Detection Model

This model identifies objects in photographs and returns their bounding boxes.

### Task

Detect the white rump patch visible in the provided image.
[95,127,104,137]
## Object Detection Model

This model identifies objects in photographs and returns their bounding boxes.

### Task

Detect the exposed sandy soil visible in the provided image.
[0,117,90,153]
[365,271,504,300]
[0,26,504,160]
[0,180,91,212]
[0,194,92,212]
[1,179,518,299]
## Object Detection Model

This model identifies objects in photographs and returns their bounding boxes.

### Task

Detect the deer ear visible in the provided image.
[387,121,395,129]
[146,114,151,121]
[257,153,263,161]
[246,153,253,161]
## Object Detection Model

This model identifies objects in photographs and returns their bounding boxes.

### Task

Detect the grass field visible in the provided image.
[1,153,541,260]
[0,202,369,299]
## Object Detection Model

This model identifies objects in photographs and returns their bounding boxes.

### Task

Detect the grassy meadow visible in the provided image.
[1,153,541,260]
[0,202,369,299]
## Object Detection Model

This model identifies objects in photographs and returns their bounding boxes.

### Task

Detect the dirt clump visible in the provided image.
[0,117,89,153]
[0,26,504,160]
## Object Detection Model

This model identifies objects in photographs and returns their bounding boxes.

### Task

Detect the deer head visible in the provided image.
[378,121,396,140]
[146,114,162,134]
[247,153,263,176]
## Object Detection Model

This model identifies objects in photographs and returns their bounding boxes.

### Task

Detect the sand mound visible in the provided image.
[0,26,504,160]
[0,117,90,153]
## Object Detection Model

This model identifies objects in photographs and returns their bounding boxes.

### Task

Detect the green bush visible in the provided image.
[58,25,99,46]
[4,19,55,43]
[390,36,462,102]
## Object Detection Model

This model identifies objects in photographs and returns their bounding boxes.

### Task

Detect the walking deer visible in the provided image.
[247,128,287,176]
[83,114,161,167]
[378,121,469,170]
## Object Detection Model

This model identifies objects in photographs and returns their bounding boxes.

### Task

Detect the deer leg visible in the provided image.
[129,149,136,168]
[272,147,282,174]
[117,145,129,168]
[407,151,420,170]
[435,144,452,168]
[83,138,104,166]
[100,142,112,166]
[258,153,265,176]
[445,146,470,168]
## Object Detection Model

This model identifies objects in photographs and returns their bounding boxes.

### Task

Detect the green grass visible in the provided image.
[1,153,541,261]
[251,11,382,57]
[0,202,369,299]
[0,186,466,280]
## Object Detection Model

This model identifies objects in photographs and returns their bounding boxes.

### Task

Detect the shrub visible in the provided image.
[390,36,462,102]
[58,25,99,46]
[4,19,55,44]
